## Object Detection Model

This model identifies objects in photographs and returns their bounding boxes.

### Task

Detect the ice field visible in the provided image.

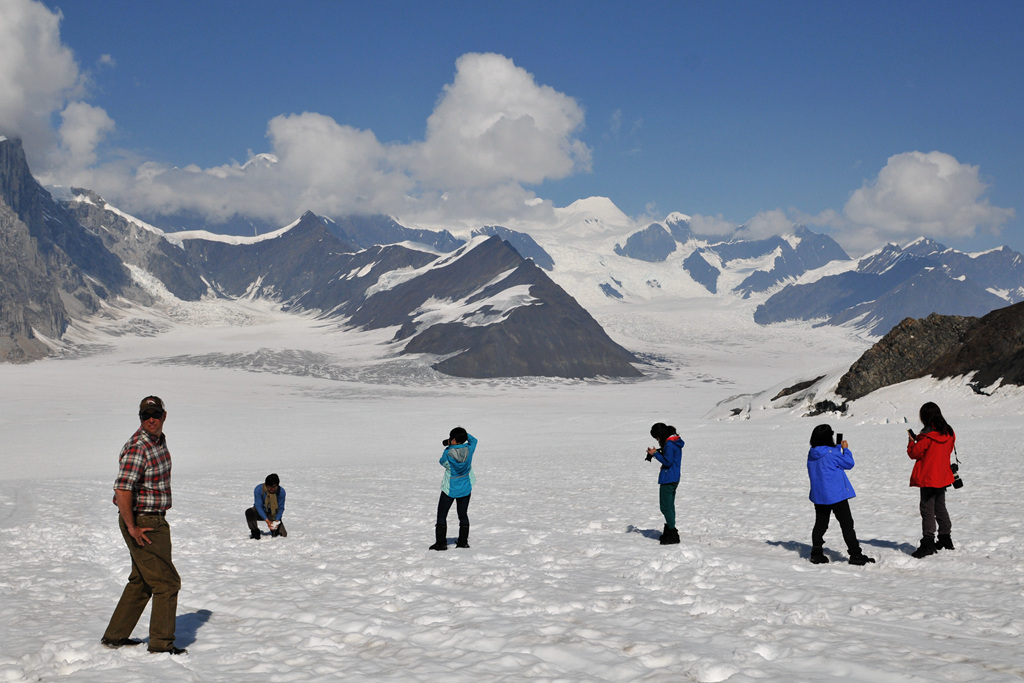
[1,296,1022,682]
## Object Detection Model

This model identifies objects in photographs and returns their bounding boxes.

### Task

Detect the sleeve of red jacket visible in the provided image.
[907,436,929,460]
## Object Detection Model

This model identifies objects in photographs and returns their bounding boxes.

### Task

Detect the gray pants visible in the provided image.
[103,514,181,651]
[919,487,951,536]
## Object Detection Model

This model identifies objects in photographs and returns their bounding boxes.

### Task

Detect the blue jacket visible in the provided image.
[807,445,856,505]
[440,434,477,498]
[253,483,286,521]
[654,436,683,484]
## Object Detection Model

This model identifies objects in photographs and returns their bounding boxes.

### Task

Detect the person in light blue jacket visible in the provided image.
[429,427,477,551]
[807,424,873,565]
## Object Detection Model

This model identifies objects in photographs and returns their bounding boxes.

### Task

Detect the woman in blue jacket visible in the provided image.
[807,424,874,565]
[646,422,683,545]
[429,427,477,551]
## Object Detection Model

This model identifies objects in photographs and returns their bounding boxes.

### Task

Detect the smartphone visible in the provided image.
[907,428,916,439]
[835,433,843,445]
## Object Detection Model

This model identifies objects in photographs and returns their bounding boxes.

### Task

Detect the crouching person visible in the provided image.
[246,473,286,539]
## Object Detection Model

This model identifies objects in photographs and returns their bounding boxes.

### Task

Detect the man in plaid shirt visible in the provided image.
[101,396,186,655]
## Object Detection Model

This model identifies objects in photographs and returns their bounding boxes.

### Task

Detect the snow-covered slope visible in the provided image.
[1,296,1021,681]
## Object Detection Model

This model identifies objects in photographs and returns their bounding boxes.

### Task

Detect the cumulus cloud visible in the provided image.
[404,53,591,189]
[0,0,82,149]
[45,51,592,229]
[837,151,1015,252]
[735,209,795,240]
[689,214,739,237]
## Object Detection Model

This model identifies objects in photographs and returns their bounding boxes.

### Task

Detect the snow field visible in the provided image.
[1,298,1022,681]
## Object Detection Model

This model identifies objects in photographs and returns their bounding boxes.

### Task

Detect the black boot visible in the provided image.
[936,534,955,550]
[659,526,680,545]
[456,525,470,548]
[810,548,829,564]
[848,551,875,565]
[912,535,936,558]
[429,523,447,551]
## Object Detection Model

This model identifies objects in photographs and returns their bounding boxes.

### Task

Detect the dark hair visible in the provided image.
[809,424,835,448]
[265,473,280,487]
[449,426,468,445]
[650,422,677,448]
[919,402,953,436]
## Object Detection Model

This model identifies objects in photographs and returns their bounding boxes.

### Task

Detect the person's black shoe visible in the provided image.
[149,646,188,655]
[810,549,829,564]
[848,552,876,565]
[250,530,261,540]
[101,637,144,648]
[936,534,955,550]
[912,535,936,558]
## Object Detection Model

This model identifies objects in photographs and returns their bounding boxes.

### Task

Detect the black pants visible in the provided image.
[919,487,951,536]
[436,492,470,526]
[812,499,861,554]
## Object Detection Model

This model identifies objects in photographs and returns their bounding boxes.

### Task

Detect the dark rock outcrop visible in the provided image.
[836,313,977,400]
[0,138,131,360]
[836,301,1024,399]
[614,223,677,262]
[65,190,208,301]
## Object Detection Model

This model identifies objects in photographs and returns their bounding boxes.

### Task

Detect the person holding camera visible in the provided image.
[806,424,874,565]
[907,402,957,558]
[429,427,477,551]
[646,423,683,545]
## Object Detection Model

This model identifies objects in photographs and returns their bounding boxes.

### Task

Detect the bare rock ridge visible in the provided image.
[836,302,1024,399]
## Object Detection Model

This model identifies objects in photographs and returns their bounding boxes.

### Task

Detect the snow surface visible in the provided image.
[1,292,1023,682]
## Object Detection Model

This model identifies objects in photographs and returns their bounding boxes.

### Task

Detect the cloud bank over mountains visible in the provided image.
[0,0,1014,253]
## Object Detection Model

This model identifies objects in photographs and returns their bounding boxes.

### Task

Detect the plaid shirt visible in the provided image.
[112,427,172,512]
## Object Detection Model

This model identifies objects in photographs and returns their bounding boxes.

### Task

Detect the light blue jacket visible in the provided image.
[440,434,477,498]
[807,445,856,505]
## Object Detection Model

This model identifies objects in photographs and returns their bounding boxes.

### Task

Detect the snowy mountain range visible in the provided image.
[4,133,1024,385]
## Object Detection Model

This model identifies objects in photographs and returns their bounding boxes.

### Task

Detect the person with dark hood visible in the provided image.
[429,427,477,551]
[245,473,287,540]
[907,402,957,558]
[646,422,683,545]
[806,424,875,565]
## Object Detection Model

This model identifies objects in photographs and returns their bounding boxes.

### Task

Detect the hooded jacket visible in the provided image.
[807,445,856,505]
[440,434,477,498]
[908,429,956,488]
[653,435,683,485]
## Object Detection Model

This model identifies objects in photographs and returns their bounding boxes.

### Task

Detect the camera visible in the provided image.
[442,439,450,446]
[951,462,964,489]
[835,433,843,445]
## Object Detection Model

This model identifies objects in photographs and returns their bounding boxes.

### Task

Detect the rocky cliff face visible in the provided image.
[0,138,131,361]
[836,301,1024,399]
[65,190,207,301]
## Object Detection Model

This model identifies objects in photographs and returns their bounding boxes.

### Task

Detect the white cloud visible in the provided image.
[0,0,81,148]
[49,52,593,229]
[404,53,591,190]
[689,214,739,237]
[49,101,114,172]
[838,151,1014,252]
[735,209,794,240]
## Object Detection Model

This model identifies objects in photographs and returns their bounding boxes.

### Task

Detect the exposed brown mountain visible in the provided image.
[836,301,1024,399]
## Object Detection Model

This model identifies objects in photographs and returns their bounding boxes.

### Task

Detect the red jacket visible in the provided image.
[907,430,956,488]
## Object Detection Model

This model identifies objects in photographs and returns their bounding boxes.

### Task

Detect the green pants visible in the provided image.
[660,482,678,528]
[103,514,181,651]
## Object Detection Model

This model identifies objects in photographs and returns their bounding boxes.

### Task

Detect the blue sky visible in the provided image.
[2,0,1021,254]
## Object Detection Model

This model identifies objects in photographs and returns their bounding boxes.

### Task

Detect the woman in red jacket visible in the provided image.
[907,402,956,558]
